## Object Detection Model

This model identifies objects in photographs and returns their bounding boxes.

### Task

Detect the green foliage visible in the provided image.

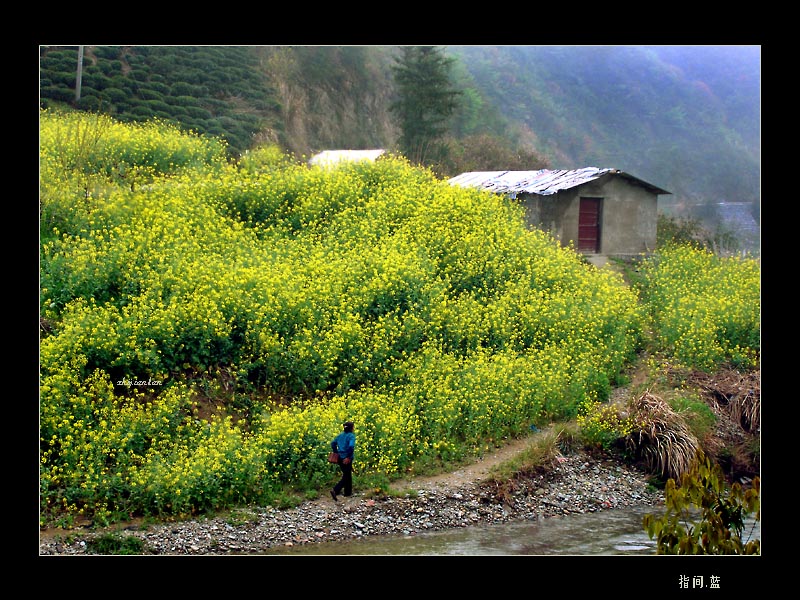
[447,46,760,210]
[576,399,638,450]
[86,532,147,555]
[38,108,228,245]
[636,243,760,370]
[390,46,462,164]
[39,112,761,529]
[237,144,297,174]
[657,213,747,255]
[668,394,718,440]
[657,213,708,248]
[39,45,281,156]
[39,112,648,525]
[643,452,760,554]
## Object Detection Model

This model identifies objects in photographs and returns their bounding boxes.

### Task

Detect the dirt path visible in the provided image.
[381,359,652,495]
[41,361,759,550]
[386,434,539,493]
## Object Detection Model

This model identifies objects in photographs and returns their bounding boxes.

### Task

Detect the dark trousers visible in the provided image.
[333,460,353,496]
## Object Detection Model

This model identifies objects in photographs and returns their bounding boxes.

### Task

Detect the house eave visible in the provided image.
[448,168,671,197]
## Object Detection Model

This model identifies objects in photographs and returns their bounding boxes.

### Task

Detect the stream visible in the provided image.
[259,504,761,556]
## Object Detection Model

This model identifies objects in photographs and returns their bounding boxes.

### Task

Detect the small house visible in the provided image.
[309,149,386,168]
[449,168,670,256]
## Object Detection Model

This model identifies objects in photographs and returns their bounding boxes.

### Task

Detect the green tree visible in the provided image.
[390,46,461,165]
[657,213,708,248]
[643,452,760,555]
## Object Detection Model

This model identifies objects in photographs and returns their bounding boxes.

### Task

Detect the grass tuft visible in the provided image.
[625,391,699,481]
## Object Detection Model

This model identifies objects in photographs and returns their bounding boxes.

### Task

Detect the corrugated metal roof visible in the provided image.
[309,149,386,167]
[448,168,670,196]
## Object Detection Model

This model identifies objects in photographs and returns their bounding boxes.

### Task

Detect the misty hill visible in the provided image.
[39,45,760,225]
[450,46,760,213]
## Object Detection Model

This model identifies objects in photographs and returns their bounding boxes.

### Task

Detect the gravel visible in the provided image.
[38,451,664,555]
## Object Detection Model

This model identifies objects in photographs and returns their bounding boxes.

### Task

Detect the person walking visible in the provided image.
[330,421,355,501]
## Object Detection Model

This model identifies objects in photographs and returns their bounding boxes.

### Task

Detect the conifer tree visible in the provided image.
[390,46,461,165]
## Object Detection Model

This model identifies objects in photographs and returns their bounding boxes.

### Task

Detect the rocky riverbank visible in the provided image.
[38,449,664,556]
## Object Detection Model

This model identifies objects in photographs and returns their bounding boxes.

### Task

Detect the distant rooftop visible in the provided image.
[712,202,760,248]
[448,168,670,196]
[309,149,386,167]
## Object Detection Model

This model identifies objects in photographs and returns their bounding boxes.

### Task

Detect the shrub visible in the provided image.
[86,532,147,555]
[637,243,760,371]
[168,95,202,107]
[643,452,760,554]
[577,399,638,450]
[40,85,75,103]
[110,75,134,90]
[656,213,707,248]
[102,87,130,104]
[99,60,124,75]
[625,391,699,481]
[93,47,122,60]
[148,82,171,95]
[76,95,103,111]
[668,394,717,440]
[82,73,113,90]
[37,113,667,523]
[129,68,150,82]
[138,88,165,101]
[184,106,213,120]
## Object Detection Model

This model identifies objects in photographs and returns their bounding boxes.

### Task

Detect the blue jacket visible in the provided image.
[332,431,355,461]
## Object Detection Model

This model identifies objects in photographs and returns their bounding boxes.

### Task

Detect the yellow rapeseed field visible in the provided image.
[39,110,760,525]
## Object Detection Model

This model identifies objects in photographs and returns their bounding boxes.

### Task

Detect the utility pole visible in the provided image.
[75,45,84,103]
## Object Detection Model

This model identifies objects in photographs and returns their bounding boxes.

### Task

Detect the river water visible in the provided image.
[260,505,761,556]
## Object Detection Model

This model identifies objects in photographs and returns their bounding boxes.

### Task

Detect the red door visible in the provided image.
[578,197,602,253]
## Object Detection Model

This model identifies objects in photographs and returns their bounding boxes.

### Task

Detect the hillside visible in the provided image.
[39,45,760,221]
[450,46,761,213]
[39,360,760,556]
[39,46,285,155]
[39,110,760,533]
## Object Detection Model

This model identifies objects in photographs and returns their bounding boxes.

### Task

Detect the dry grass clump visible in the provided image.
[625,390,700,481]
[689,369,760,433]
[730,388,760,434]
[644,365,760,482]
